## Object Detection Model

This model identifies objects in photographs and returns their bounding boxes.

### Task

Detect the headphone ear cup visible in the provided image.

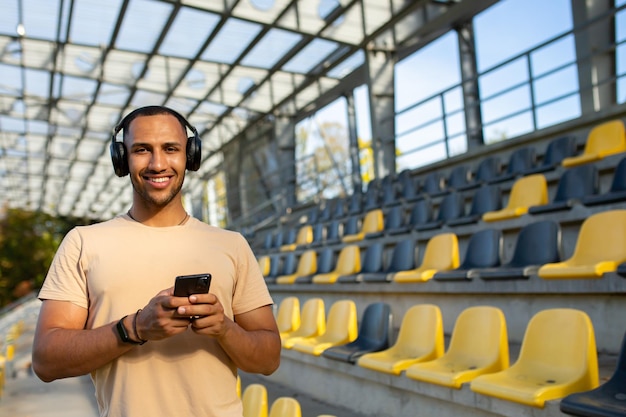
[186,135,201,171]
[110,140,129,177]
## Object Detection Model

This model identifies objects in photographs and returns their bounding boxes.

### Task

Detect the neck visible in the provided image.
[127,205,189,227]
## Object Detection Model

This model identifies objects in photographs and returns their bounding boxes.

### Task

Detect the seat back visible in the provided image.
[507,174,548,209]
[276,296,300,334]
[362,209,384,234]
[324,299,358,343]
[281,252,298,275]
[257,256,270,276]
[386,239,416,273]
[515,308,598,388]
[293,250,317,277]
[242,384,268,417]
[334,245,361,275]
[421,233,460,270]
[360,243,384,274]
[357,302,392,347]
[347,192,363,215]
[342,216,360,237]
[475,156,502,183]
[407,198,433,227]
[384,205,404,230]
[268,397,301,417]
[585,119,626,156]
[508,220,561,267]
[447,165,471,190]
[295,225,313,246]
[568,209,626,265]
[297,298,326,337]
[436,191,465,222]
[468,184,502,216]
[445,306,509,370]
[325,220,341,242]
[543,135,577,167]
[422,171,445,195]
[267,254,282,278]
[315,248,335,274]
[553,164,599,202]
[394,304,444,359]
[505,147,536,176]
[459,228,502,269]
[609,156,626,192]
[310,223,324,245]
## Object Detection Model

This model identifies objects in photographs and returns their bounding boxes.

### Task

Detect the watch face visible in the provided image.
[117,317,140,345]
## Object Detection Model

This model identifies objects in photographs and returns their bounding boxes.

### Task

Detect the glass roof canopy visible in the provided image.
[0,0,459,221]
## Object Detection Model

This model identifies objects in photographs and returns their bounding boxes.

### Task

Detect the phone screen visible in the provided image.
[173,273,211,297]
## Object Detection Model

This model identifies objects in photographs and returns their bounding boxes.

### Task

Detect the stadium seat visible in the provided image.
[433,229,502,281]
[447,184,502,226]
[340,216,360,241]
[308,223,325,247]
[276,296,300,338]
[280,225,313,251]
[337,242,384,283]
[278,228,297,252]
[471,308,599,407]
[268,397,301,417]
[357,304,444,375]
[379,179,399,207]
[560,328,626,417]
[422,171,446,196]
[415,191,465,231]
[528,164,599,214]
[282,298,326,348]
[346,192,363,216]
[458,155,502,190]
[392,233,460,283]
[387,198,433,234]
[322,302,392,363]
[291,299,358,356]
[361,239,416,282]
[363,182,381,211]
[396,170,421,203]
[478,220,561,280]
[365,205,403,239]
[276,250,317,284]
[405,306,509,388]
[342,209,384,243]
[294,248,334,284]
[312,245,361,284]
[242,383,268,417]
[446,165,472,191]
[490,146,537,183]
[265,252,297,284]
[538,210,626,279]
[583,156,626,206]
[526,135,578,174]
[482,174,548,222]
[257,255,271,277]
[562,119,626,168]
[322,220,342,245]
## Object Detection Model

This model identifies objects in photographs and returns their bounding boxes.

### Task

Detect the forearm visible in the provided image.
[217,319,281,375]
[32,320,134,382]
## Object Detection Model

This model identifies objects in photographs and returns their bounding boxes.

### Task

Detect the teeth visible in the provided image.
[150,177,168,183]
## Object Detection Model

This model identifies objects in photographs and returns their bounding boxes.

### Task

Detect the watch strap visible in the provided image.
[116,315,142,345]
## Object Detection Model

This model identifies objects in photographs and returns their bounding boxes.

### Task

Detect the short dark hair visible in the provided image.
[120,106,189,141]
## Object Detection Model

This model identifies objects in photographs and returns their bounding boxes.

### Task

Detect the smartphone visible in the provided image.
[173,273,212,297]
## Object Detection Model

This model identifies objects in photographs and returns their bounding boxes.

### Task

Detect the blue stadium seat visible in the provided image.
[529,164,599,214]
[361,239,416,283]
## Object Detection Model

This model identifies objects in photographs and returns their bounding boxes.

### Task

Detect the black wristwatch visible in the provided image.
[116,316,143,345]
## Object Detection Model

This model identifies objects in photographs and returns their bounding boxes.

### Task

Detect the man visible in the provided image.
[32,106,281,417]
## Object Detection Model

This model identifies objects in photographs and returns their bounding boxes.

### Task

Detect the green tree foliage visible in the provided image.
[0,208,76,307]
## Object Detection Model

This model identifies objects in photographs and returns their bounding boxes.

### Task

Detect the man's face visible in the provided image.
[125,113,187,209]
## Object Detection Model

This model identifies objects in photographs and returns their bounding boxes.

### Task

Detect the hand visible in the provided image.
[134,288,194,341]
[175,293,232,338]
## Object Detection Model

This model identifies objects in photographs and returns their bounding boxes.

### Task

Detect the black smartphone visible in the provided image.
[173,273,212,297]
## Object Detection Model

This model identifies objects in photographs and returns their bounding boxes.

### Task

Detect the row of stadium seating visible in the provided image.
[258,210,626,284]
[276,297,625,415]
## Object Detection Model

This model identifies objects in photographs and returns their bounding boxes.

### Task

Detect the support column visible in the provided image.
[274,116,297,208]
[346,93,363,192]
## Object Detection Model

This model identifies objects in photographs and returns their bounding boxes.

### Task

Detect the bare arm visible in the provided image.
[32,300,134,382]
[177,295,281,375]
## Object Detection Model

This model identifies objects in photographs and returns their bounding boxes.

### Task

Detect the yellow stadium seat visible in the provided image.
[312,245,361,284]
[392,233,460,283]
[242,383,268,417]
[276,297,300,337]
[538,209,626,279]
[291,299,358,356]
[405,306,509,388]
[281,225,313,251]
[276,250,317,284]
[357,304,444,375]
[562,119,626,168]
[282,298,326,348]
[269,397,301,417]
[257,255,271,277]
[470,308,599,407]
[482,174,548,222]
[342,209,384,243]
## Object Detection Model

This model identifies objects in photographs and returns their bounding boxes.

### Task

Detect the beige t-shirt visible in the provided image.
[39,215,273,417]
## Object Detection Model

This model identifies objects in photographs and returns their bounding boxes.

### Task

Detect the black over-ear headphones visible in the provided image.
[110,105,202,177]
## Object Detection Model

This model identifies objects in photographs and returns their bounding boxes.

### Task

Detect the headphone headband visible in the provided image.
[110,106,202,177]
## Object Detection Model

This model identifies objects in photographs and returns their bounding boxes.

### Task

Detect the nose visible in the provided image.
[148,148,166,172]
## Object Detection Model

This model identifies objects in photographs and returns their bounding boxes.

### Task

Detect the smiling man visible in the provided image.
[32,106,281,417]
